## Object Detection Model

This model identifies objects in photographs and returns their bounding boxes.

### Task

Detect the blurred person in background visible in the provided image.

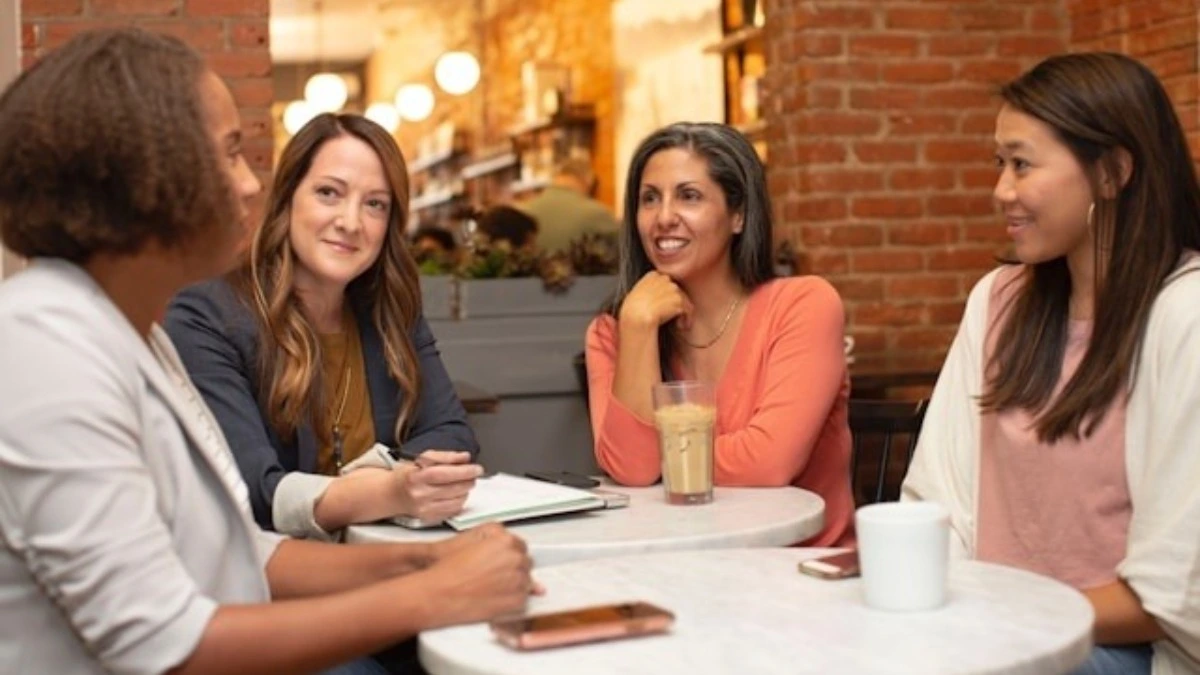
[518,157,619,253]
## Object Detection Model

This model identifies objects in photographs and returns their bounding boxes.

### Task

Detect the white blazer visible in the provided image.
[0,259,283,675]
[903,257,1200,675]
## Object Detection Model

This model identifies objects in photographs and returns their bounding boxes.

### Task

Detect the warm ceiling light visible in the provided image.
[283,99,318,135]
[434,51,481,96]
[365,102,401,133]
[394,83,435,122]
[304,72,348,113]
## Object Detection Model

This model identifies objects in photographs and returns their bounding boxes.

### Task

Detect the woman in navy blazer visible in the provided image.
[166,113,481,541]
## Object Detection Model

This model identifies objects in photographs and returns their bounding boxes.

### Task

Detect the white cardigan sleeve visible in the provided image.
[901,268,1000,559]
[1120,262,1200,672]
[0,287,218,673]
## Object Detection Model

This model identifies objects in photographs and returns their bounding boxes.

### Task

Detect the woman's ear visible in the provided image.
[732,211,745,235]
[1098,147,1133,199]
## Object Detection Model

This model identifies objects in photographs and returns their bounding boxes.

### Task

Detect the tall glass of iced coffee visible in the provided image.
[652,381,716,505]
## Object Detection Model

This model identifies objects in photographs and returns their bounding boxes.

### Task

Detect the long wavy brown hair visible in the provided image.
[233,113,422,447]
[981,53,1200,442]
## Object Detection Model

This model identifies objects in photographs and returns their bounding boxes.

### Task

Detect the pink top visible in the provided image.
[977,266,1131,590]
[585,276,855,546]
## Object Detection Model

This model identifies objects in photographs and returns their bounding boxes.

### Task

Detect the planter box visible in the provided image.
[418,274,455,320]
[429,275,615,395]
[424,275,616,476]
[456,275,614,319]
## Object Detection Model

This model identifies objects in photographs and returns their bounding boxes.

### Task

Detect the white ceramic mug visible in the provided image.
[856,501,950,611]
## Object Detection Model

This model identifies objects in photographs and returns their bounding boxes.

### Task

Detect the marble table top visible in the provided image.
[419,548,1094,675]
[346,484,825,567]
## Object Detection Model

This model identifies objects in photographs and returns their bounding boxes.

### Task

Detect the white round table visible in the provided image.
[419,548,1094,675]
[346,485,825,567]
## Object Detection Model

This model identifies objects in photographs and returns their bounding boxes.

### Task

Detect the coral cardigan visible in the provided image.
[586,276,855,546]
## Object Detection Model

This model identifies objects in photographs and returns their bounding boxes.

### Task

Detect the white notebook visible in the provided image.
[442,473,606,531]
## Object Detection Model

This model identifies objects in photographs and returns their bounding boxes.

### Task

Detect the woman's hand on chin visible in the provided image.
[619,270,693,331]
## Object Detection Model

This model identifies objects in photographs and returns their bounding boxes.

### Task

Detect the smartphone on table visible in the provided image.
[489,601,675,650]
[524,470,600,490]
[797,550,860,580]
[590,489,630,509]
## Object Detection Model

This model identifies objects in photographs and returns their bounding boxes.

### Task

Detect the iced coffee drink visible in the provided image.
[652,381,716,505]
[655,402,716,504]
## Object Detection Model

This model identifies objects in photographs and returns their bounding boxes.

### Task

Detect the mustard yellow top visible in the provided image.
[316,315,374,475]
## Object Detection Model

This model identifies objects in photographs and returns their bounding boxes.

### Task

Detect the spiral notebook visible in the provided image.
[439,473,606,531]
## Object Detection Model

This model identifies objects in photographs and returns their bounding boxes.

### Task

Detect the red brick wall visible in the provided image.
[763,0,1069,370]
[1068,0,1200,159]
[20,0,274,177]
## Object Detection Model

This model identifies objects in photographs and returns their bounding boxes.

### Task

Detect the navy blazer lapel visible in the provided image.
[296,425,318,471]
[355,306,400,444]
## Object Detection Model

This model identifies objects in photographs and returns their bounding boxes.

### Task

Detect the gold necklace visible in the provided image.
[329,310,355,471]
[676,296,742,350]
[331,360,352,471]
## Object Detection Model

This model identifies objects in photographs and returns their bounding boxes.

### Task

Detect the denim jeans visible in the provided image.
[323,638,425,675]
[321,657,392,675]
[1070,644,1153,675]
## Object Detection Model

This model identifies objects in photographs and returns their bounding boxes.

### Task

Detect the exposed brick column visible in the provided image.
[1068,0,1200,160]
[763,0,1067,370]
[20,0,274,177]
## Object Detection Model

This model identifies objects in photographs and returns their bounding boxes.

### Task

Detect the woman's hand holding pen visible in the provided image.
[393,450,482,524]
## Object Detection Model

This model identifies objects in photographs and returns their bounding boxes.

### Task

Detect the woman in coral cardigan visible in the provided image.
[585,122,854,546]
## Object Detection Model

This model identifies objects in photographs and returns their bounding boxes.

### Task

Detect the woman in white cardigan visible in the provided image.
[902,53,1200,675]
[0,29,534,675]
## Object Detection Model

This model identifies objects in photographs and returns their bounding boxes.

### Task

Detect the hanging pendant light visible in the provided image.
[283,99,319,135]
[301,1,346,114]
[394,83,435,122]
[304,72,348,113]
[434,51,481,96]
[365,102,401,133]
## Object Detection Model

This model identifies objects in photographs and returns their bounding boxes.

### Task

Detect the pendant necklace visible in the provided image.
[331,361,351,471]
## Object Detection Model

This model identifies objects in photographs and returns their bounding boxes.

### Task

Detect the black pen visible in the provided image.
[389,447,488,474]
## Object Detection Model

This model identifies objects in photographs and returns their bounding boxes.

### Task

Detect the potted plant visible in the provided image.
[451,232,618,319]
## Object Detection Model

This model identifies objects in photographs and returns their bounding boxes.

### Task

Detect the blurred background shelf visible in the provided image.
[461,152,518,179]
[410,189,464,212]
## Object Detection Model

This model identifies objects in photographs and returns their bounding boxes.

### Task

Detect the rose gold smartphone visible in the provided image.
[489,602,675,650]
[797,550,860,580]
